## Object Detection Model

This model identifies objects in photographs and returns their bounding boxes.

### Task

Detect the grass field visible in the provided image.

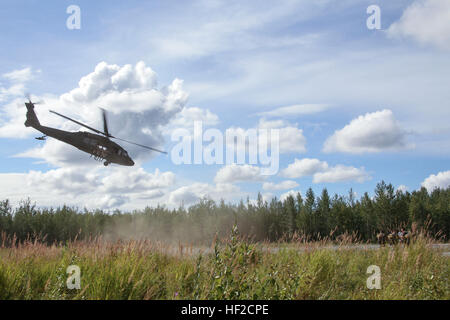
[0,227,448,300]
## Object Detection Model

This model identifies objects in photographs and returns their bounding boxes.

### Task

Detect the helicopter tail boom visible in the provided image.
[24,102,41,128]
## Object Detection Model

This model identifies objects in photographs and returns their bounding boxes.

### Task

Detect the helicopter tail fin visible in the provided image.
[24,102,41,128]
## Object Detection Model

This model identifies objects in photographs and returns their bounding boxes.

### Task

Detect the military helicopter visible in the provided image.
[24,97,167,166]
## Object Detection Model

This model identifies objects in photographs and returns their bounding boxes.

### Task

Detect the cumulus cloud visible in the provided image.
[27,167,100,195]
[323,110,411,154]
[220,119,305,163]
[214,164,264,183]
[421,170,450,191]
[100,168,175,195]
[262,180,299,191]
[26,166,175,201]
[258,118,306,154]
[282,158,370,183]
[0,166,176,210]
[397,185,409,193]
[280,189,301,202]
[98,194,130,209]
[163,106,220,141]
[281,158,328,178]
[387,0,450,50]
[1,61,188,166]
[312,165,370,183]
[169,107,219,129]
[168,182,239,206]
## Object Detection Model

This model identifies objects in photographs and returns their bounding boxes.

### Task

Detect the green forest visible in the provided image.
[1,181,449,244]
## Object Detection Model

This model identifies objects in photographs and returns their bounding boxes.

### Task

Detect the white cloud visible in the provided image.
[168,182,239,206]
[169,107,219,128]
[1,166,176,210]
[258,118,306,154]
[421,170,450,191]
[100,168,175,195]
[27,166,174,198]
[98,194,129,209]
[323,110,410,154]
[281,158,370,183]
[163,106,219,138]
[222,118,306,161]
[280,190,301,202]
[2,67,33,83]
[27,167,99,195]
[281,158,328,178]
[312,165,370,183]
[257,104,329,118]
[397,185,408,193]
[214,164,264,184]
[387,0,450,50]
[262,180,299,191]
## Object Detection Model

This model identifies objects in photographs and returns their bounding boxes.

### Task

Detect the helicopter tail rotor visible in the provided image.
[24,100,41,128]
[25,93,45,105]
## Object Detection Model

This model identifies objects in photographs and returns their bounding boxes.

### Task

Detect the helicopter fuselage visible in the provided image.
[32,125,135,166]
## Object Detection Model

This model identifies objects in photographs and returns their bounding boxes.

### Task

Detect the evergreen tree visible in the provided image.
[316,188,331,237]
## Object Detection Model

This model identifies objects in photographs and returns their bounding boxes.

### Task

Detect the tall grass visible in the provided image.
[0,227,448,300]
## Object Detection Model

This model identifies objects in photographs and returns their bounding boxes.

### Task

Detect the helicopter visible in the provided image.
[24,97,167,166]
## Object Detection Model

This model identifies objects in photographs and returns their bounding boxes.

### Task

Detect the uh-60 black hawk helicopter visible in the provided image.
[24,97,167,166]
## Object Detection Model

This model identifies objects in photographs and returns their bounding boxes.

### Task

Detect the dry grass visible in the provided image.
[0,228,448,300]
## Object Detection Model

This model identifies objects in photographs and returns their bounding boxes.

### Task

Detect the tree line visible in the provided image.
[0,181,449,244]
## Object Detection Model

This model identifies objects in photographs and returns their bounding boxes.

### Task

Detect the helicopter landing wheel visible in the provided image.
[103,161,109,166]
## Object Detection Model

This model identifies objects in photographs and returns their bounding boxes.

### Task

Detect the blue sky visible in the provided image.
[0,0,449,209]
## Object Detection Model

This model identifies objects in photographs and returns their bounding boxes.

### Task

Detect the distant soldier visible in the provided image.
[398,229,405,244]
[387,230,397,245]
[376,231,386,246]
[404,230,412,245]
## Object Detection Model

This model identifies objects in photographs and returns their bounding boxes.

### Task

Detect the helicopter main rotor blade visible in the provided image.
[112,137,168,154]
[49,110,107,137]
